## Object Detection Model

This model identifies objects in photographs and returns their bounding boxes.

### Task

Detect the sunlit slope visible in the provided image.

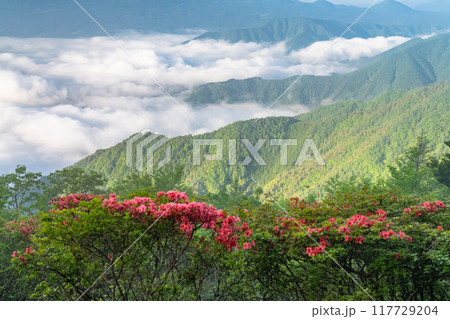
[74,83,450,198]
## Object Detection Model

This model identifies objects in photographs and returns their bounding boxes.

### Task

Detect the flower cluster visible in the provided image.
[242,241,256,250]
[403,200,446,217]
[241,222,252,238]
[102,193,156,218]
[52,191,253,251]
[289,197,322,210]
[11,246,34,263]
[5,218,38,237]
[343,234,366,244]
[379,230,412,242]
[213,215,242,250]
[306,245,324,256]
[305,236,331,256]
[273,199,423,257]
[49,194,100,211]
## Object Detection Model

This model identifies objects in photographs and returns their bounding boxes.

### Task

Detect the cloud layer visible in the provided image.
[0,33,409,173]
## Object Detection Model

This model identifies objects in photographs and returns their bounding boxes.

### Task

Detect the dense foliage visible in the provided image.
[0,157,448,300]
[13,191,254,300]
[2,186,448,301]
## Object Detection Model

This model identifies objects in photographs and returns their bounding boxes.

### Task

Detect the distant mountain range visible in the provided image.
[192,17,435,50]
[186,32,450,107]
[73,82,450,197]
[1,0,450,37]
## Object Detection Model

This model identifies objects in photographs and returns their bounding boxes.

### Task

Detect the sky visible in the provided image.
[299,0,434,7]
[0,33,411,174]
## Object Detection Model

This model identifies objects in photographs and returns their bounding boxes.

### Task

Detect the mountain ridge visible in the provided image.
[186,32,450,108]
[1,0,449,37]
[192,17,434,50]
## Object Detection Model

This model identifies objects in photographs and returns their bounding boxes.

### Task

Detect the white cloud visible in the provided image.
[288,36,409,75]
[0,33,410,173]
[0,69,67,105]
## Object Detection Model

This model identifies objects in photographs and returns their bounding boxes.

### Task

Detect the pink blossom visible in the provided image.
[435,200,445,208]
[354,235,365,244]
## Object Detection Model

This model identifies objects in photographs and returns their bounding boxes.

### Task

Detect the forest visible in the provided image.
[74,83,450,199]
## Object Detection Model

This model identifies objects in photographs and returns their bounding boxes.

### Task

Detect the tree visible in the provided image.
[110,166,185,199]
[245,188,449,301]
[0,215,39,300]
[405,130,431,172]
[324,174,376,201]
[228,177,242,195]
[17,192,251,300]
[428,134,450,188]
[0,182,7,214]
[0,165,42,299]
[35,168,105,212]
[153,165,185,192]
[45,167,105,196]
[386,133,447,198]
[109,173,154,198]
[0,165,42,218]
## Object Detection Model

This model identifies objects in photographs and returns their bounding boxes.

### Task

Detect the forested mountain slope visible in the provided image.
[187,33,450,107]
[193,17,435,50]
[74,83,450,198]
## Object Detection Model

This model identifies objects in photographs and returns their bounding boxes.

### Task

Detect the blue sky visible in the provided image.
[300,0,433,7]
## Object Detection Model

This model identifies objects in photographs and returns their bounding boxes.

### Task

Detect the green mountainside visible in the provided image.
[187,32,450,107]
[1,0,449,37]
[193,17,433,50]
[74,82,450,198]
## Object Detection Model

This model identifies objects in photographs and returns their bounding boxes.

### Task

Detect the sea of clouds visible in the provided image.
[0,33,409,173]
